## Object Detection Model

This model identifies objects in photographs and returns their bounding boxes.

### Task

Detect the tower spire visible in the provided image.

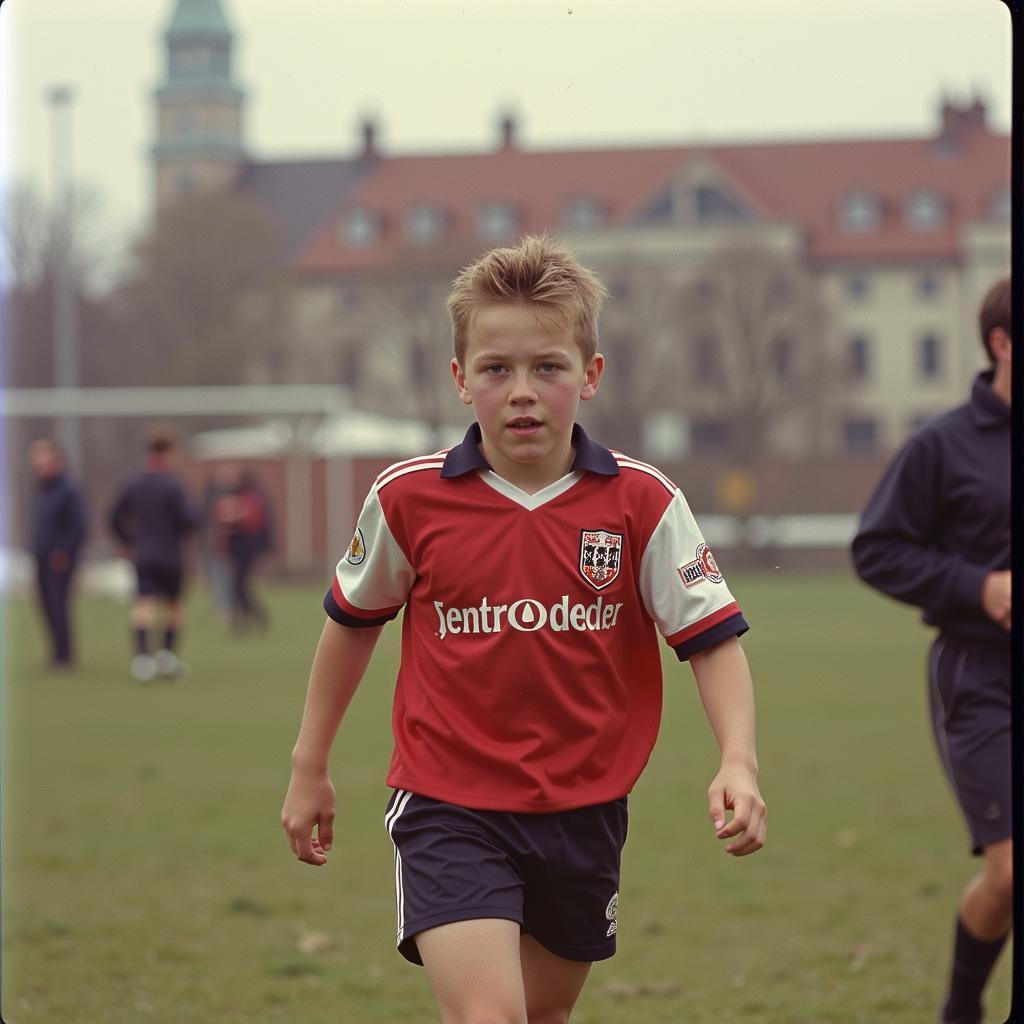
[152,0,245,209]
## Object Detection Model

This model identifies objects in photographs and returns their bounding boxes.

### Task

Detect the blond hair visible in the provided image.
[447,234,608,365]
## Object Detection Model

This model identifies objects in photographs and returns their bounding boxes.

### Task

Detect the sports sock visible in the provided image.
[941,916,1008,1022]
[163,628,177,653]
[135,628,149,656]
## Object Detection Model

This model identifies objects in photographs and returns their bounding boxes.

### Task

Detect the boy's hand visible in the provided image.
[281,769,336,866]
[981,570,1011,632]
[708,764,766,857]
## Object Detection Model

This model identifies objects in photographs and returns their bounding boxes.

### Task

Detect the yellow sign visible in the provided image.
[717,469,756,514]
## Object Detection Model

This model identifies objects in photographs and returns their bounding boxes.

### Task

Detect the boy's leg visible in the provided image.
[520,934,591,1024]
[416,918,527,1024]
[941,838,1012,1023]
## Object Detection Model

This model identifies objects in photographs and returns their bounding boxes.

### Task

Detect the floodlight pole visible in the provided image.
[47,83,82,472]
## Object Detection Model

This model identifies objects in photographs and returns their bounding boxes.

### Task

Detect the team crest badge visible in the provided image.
[678,542,723,588]
[579,530,623,591]
[345,527,366,565]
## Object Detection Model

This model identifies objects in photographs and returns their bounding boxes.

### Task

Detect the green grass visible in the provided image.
[1,572,1013,1023]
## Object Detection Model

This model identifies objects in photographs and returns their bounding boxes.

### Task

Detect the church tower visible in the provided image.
[152,0,246,208]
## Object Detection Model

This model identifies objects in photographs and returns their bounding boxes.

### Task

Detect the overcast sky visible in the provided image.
[0,0,1013,248]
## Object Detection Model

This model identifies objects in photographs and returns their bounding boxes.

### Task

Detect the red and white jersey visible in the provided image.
[325,423,748,813]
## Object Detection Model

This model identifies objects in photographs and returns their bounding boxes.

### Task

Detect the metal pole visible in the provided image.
[46,83,81,472]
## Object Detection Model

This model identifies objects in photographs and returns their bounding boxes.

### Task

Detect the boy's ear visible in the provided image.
[990,326,1011,361]
[451,358,473,405]
[579,353,605,402]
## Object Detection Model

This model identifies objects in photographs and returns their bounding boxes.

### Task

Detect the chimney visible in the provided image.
[498,110,518,152]
[359,116,379,160]
[938,93,988,150]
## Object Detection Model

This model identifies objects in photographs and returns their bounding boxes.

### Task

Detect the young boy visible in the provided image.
[282,236,766,1022]
[109,422,199,682]
[852,276,1011,1024]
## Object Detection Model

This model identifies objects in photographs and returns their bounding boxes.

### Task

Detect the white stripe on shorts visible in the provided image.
[385,790,413,942]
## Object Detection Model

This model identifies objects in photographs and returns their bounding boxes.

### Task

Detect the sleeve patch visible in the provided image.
[677,543,723,587]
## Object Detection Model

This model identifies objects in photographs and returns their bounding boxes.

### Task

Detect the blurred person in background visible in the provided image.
[28,437,88,671]
[851,276,1011,1024]
[200,463,237,621]
[109,422,199,682]
[216,468,272,634]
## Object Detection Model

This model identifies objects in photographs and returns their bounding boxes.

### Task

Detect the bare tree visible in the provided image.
[676,245,834,465]
[324,246,476,446]
[114,192,291,386]
[581,262,689,456]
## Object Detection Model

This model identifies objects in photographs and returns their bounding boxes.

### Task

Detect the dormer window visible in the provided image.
[562,196,605,229]
[693,184,749,223]
[478,200,519,241]
[406,203,445,245]
[340,207,379,247]
[905,188,946,231]
[840,190,882,233]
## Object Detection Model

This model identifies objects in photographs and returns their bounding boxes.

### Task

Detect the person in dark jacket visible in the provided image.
[851,276,1011,1024]
[109,423,199,682]
[28,438,88,670]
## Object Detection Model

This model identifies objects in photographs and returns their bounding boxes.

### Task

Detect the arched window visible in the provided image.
[478,200,518,241]
[561,196,604,229]
[406,203,445,245]
[840,190,881,233]
[340,207,379,247]
[905,188,946,231]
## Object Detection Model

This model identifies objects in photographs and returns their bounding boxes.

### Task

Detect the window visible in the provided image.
[845,274,870,302]
[562,196,605,229]
[847,334,871,381]
[478,200,518,241]
[175,111,195,136]
[840,190,882,233]
[769,335,792,381]
[340,348,362,389]
[694,185,748,223]
[842,418,877,455]
[918,333,942,379]
[905,188,946,231]
[916,272,940,300]
[692,333,719,385]
[340,207,379,247]
[406,203,445,245]
[690,418,731,455]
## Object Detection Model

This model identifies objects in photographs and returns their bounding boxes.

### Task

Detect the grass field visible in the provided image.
[1,571,1014,1023]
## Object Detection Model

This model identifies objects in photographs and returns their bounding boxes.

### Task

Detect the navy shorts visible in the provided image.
[135,563,184,600]
[384,790,628,966]
[928,634,1012,856]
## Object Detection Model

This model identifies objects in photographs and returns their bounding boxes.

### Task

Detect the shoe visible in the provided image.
[130,654,157,683]
[154,649,184,679]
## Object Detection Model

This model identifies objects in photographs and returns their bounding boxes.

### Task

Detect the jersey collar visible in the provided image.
[441,423,620,478]
[971,370,1010,430]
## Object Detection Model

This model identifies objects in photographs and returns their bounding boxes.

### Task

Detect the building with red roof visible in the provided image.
[153,0,1009,461]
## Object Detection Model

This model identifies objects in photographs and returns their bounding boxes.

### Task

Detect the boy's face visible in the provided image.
[452,302,604,486]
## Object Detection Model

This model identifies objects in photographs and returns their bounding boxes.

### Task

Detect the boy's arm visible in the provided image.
[689,635,766,857]
[281,617,383,866]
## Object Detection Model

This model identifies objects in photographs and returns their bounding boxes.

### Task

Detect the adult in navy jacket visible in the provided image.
[28,438,88,669]
[852,276,1011,1024]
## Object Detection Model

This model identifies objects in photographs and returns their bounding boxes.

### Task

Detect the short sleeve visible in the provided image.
[324,485,416,628]
[638,489,749,661]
